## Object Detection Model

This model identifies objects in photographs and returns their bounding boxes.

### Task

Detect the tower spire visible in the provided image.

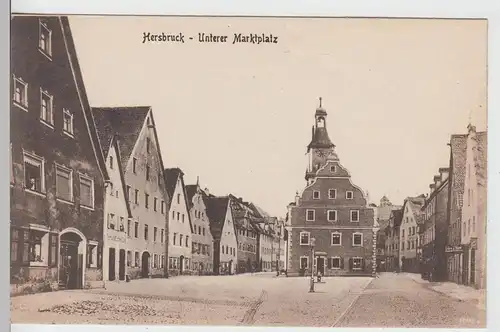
[319,96,322,108]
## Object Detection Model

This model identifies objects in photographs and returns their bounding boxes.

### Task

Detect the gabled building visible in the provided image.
[420,168,449,281]
[10,16,109,294]
[164,168,193,276]
[92,106,169,279]
[446,133,467,284]
[384,209,403,271]
[286,99,377,277]
[98,133,133,282]
[460,124,487,289]
[205,196,238,275]
[256,222,275,272]
[399,195,426,273]
[186,181,213,275]
[229,195,259,274]
[376,196,401,272]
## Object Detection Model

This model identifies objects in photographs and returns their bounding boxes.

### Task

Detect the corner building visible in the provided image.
[286,100,376,277]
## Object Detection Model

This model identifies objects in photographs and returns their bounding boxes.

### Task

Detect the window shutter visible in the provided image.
[327,257,332,269]
[349,258,353,271]
[340,257,345,269]
[97,245,102,269]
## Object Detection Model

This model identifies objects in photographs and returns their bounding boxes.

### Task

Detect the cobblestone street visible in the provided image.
[10,272,485,327]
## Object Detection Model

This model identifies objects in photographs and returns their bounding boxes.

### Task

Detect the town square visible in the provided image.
[10,15,487,328]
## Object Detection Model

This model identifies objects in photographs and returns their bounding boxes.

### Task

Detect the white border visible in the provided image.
[6,2,499,332]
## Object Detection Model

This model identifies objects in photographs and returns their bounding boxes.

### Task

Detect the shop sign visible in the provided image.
[445,245,463,253]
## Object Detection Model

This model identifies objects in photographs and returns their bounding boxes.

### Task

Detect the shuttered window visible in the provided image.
[56,165,72,201]
[79,175,94,208]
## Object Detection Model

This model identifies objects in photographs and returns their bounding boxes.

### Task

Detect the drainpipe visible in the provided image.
[102,180,111,290]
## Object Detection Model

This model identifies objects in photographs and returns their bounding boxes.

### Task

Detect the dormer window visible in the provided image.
[330,165,337,173]
[39,19,52,58]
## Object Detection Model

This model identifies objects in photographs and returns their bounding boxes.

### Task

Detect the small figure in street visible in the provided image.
[65,256,73,288]
[317,271,322,283]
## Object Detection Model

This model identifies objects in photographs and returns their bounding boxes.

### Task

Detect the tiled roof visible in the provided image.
[164,168,183,200]
[392,209,404,227]
[205,196,229,240]
[92,106,150,168]
[185,184,198,210]
[450,134,468,208]
[307,127,335,151]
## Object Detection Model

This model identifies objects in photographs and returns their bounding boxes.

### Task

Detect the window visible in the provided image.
[306,209,315,221]
[186,236,189,247]
[161,229,164,243]
[126,251,132,267]
[352,257,363,270]
[300,232,310,245]
[135,189,139,204]
[87,243,98,268]
[154,197,158,211]
[350,210,359,222]
[133,158,137,174]
[330,165,337,173]
[177,212,180,221]
[146,138,151,153]
[126,186,131,202]
[346,191,354,199]
[145,193,149,208]
[352,233,363,246]
[331,232,341,246]
[13,75,28,109]
[330,257,341,269]
[109,182,114,196]
[173,233,177,246]
[328,189,337,199]
[127,219,131,237]
[313,191,320,199]
[109,156,113,169]
[182,214,185,223]
[300,256,309,269]
[153,227,157,242]
[39,19,52,57]
[107,213,116,230]
[161,201,165,214]
[161,255,165,269]
[40,89,54,126]
[62,109,74,136]
[134,251,139,267]
[144,225,149,240]
[23,151,45,193]
[134,222,139,238]
[327,210,337,222]
[180,234,183,246]
[146,165,150,181]
[153,254,158,268]
[55,164,73,202]
[177,194,181,204]
[79,174,94,208]
[202,228,205,236]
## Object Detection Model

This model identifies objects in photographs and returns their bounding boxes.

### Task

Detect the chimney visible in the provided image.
[204,187,210,196]
[439,167,450,182]
[295,191,300,205]
[434,175,441,188]
[429,183,436,195]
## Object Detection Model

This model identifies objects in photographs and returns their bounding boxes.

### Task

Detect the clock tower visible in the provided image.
[306,97,338,182]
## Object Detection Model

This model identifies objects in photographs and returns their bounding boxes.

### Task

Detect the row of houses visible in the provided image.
[376,124,487,290]
[9,15,285,296]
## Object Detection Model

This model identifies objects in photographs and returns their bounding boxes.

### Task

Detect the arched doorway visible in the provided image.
[59,229,86,289]
[179,255,185,275]
[141,251,150,278]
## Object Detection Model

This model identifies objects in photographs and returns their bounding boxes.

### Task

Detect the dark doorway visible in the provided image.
[317,257,325,275]
[59,232,82,289]
[229,260,233,275]
[179,255,184,275]
[108,248,116,281]
[470,249,476,285]
[141,251,150,278]
[119,249,126,281]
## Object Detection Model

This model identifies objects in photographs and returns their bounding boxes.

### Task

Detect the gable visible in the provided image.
[107,138,132,218]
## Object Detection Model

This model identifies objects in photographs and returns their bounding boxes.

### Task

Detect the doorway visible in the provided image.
[141,251,150,278]
[58,232,83,289]
[119,249,126,281]
[317,257,325,275]
[179,255,184,275]
[108,248,116,281]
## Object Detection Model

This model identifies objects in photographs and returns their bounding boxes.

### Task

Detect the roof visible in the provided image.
[377,205,402,222]
[92,106,150,169]
[307,127,335,151]
[205,196,230,240]
[450,134,468,205]
[391,209,404,227]
[185,184,198,210]
[164,168,184,200]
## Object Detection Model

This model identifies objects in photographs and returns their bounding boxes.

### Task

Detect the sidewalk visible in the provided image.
[400,273,485,311]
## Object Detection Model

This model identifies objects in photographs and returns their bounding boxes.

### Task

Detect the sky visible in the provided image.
[68,16,487,218]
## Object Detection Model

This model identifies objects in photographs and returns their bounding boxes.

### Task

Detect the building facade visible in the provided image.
[10,16,109,295]
[447,134,467,284]
[399,196,425,273]
[92,107,169,279]
[257,223,274,272]
[376,197,401,272]
[229,196,259,274]
[460,125,487,289]
[186,182,213,275]
[384,209,402,272]
[286,99,377,277]
[165,168,193,276]
[421,168,449,281]
[206,196,238,275]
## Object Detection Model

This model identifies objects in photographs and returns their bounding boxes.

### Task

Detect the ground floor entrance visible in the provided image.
[141,252,150,278]
[58,231,85,289]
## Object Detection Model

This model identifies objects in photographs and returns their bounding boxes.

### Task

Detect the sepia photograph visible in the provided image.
[9,13,488,328]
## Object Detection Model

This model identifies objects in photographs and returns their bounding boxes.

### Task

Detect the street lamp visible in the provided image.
[309,237,316,293]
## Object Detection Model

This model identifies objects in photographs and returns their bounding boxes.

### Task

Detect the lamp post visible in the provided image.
[309,237,316,293]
